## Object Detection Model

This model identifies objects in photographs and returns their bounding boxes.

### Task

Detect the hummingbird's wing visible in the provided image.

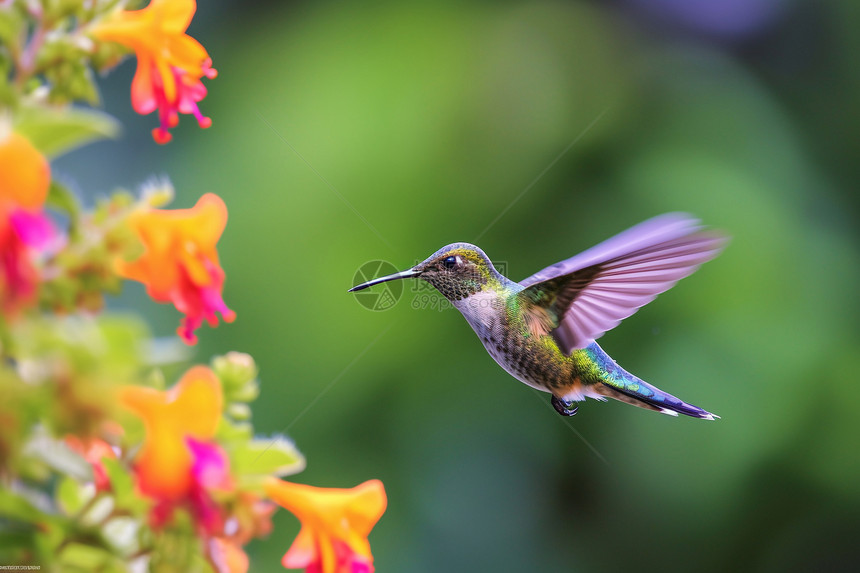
[517,213,726,353]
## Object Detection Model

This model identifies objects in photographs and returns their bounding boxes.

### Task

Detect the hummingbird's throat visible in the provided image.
[421,272,488,301]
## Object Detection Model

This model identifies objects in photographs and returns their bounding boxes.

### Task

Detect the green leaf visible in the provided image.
[46,181,81,223]
[101,458,142,513]
[0,9,23,48]
[149,512,197,573]
[58,542,112,571]
[216,419,253,443]
[80,496,114,527]
[56,476,94,516]
[15,106,121,158]
[22,431,93,482]
[230,437,306,483]
[193,553,217,573]
[102,516,139,555]
[0,488,45,523]
[0,487,67,565]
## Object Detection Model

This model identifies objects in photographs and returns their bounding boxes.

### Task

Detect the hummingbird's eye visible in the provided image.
[443,256,458,269]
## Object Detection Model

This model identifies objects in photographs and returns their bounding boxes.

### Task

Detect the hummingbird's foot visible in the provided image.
[551,395,579,417]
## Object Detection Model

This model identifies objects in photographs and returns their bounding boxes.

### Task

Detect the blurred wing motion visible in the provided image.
[518,213,727,353]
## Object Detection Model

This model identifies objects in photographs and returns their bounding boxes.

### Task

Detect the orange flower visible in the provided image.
[91,0,217,143]
[209,537,250,573]
[0,130,54,314]
[0,132,50,209]
[264,478,387,573]
[117,193,235,344]
[119,366,223,502]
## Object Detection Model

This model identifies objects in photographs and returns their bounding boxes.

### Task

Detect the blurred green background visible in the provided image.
[58,0,860,570]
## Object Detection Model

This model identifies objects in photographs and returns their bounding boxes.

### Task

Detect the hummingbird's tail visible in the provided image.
[596,383,717,420]
[584,344,718,420]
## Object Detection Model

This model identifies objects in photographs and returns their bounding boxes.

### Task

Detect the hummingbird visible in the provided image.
[349,214,727,420]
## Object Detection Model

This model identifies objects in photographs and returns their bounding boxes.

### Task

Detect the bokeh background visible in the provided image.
[56,0,860,571]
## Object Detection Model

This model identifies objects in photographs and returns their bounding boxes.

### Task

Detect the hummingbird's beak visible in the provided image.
[348,269,421,292]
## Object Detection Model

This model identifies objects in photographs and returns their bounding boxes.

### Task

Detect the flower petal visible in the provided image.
[187,437,232,491]
[282,525,318,569]
[0,132,50,209]
[209,537,249,573]
[10,209,60,251]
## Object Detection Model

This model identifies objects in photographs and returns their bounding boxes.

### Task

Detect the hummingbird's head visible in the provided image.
[348,243,503,301]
